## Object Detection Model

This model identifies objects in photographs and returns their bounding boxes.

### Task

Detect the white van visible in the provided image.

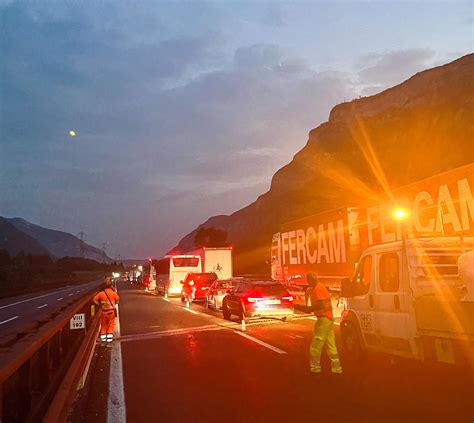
[341,237,474,366]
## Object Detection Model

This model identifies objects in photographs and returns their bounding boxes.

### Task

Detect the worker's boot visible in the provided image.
[310,358,321,374]
[330,355,343,374]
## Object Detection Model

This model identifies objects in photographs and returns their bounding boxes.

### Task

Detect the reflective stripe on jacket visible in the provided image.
[93,288,120,311]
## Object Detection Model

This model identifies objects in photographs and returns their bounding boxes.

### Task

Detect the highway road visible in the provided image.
[73,282,474,423]
[0,280,102,343]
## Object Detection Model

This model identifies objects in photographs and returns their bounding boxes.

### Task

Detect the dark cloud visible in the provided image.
[6,2,463,258]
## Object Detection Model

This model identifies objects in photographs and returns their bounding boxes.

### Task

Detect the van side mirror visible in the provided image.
[341,277,355,298]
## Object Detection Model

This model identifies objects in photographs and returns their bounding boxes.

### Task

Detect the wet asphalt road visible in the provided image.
[75,282,474,423]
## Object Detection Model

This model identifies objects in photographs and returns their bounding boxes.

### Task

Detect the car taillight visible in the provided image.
[189,281,194,286]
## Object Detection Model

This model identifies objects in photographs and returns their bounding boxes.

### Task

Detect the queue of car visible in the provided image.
[173,272,295,323]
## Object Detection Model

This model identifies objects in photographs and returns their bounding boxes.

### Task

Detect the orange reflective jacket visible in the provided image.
[310,283,333,320]
[93,288,120,311]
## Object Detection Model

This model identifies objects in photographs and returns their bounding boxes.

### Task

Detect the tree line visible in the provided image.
[0,250,124,297]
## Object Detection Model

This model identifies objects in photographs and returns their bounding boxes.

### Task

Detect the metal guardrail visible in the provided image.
[0,288,99,423]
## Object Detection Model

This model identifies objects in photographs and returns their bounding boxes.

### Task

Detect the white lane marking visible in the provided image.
[108,296,126,423]
[37,304,48,309]
[0,287,77,310]
[233,331,287,354]
[161,298,170,302]
[68,293,73,297]
[0,316,19,325]
[57,297,64,301]
[182,307,198,315]
[287,334,304,339]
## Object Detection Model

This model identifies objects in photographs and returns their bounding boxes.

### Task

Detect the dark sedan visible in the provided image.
[222,280,294,322]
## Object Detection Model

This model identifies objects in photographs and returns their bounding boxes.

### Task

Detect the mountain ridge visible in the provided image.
[0,216,113,262]
[174,54,474,273]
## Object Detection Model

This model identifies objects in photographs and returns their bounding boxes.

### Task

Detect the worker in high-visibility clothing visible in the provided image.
[307,273,342,374]
[93,276,120,344]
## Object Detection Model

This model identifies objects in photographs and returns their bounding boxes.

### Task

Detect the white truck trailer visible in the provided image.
[187,247,233,280]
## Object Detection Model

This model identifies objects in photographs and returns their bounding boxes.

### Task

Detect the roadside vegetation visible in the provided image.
[0,250,124,298]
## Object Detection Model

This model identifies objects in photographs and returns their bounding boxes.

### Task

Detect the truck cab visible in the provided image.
[341,237,474,366]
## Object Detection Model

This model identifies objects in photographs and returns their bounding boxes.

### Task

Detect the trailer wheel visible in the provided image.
[341,322,364,361]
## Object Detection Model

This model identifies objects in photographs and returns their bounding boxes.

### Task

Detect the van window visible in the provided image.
[379,253,400,292]
[353,255,372,295]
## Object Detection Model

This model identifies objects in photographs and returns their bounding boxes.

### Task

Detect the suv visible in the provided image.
[222,280,294,322]
[181,272,218,303]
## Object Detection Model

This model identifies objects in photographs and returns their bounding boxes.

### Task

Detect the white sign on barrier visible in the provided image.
[70,313,86,330]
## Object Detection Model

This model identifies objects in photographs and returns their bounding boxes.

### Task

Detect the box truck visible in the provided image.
[187,247,233,280]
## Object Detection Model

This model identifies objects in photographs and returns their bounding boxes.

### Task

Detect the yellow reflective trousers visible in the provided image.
[309,317,342,373]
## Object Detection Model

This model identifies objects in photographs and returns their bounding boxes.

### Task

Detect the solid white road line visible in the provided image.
[233,331,287,354]
[108,296,126,423]
[0,316,19,325]
[182,307,199,315]
[37,304,48,309]
[0,287,77,310]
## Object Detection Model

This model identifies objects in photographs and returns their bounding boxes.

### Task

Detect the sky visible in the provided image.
[0,0,472,259]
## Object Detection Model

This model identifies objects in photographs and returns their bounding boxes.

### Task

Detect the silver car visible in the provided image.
[205,278,242,311]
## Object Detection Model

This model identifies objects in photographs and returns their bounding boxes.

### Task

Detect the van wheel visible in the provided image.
[341,322,364,361]
[223,302,231,320]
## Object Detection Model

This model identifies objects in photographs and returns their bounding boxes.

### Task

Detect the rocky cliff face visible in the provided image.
[175,54,474,273]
